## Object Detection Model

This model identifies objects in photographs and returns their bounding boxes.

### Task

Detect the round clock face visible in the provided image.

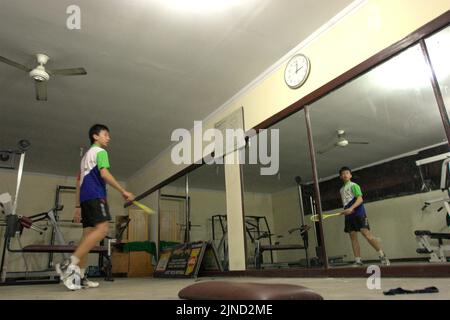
[284,54,310,89]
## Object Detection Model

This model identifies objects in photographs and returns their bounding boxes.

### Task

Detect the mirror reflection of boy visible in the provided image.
[339,167,390,267]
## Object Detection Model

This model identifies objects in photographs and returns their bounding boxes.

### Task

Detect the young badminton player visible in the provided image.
[339,166,390,267]
[56,124,135,290]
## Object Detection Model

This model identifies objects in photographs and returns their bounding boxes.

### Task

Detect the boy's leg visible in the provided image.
[360,228,381,251]
[73,221,109,259]
[79,227,95,277]
[349,231,361,258]
[74,199,111,261]
[77,226,102,288]
[57,199,110,290]
[360,228,390,265]
[56,223,107,290]
[346,218,362,266]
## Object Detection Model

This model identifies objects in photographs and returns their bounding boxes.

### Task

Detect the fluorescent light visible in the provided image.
[163,0,242,13]
[370,45,431,90]
[426,26,450,86]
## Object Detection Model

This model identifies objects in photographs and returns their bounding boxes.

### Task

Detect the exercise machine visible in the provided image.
[0,142,114,285]
[415,154,450,263]
[415,230,450,262]
[0,192,115,285]
[253,177,311,269]
[211,214,272,270]
[253,227,309,269]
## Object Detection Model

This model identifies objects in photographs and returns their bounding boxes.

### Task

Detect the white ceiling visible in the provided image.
[0,0,354,179]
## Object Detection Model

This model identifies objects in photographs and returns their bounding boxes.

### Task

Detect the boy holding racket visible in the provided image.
[56,124,135,290]
[339,167,390,267]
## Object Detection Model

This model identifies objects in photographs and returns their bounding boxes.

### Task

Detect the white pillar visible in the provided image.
[224,150,246,270]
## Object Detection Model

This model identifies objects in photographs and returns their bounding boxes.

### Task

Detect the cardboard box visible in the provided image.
[111,251,129,274]
[128,251,153,277]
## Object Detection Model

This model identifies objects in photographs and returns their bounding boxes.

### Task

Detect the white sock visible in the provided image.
[355,257,362,263]
[378,250,385,257]
[80,268,85,278]
[70,255,80,266]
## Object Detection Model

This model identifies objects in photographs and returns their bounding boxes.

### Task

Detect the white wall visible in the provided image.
[159,186,276,265]
[270,187,317,263]
[190,188,227,243]
[243,191,275,264]
[160,185,227,243]
[0,169,127,273]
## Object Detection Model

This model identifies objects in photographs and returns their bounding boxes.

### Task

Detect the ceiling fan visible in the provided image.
[0,53,87,101]
[317,129,369,155]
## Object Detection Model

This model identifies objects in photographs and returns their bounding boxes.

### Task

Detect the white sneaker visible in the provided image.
[81,277,99,288]
[352,261,364,267]
[55,260,82,291]
[380,255,391,266]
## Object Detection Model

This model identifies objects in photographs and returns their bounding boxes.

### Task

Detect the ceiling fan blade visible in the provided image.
[317,143,337,155]
[0,56,31,72]
[49,67,87,76]
[348,141,369,145]
[35,80,47,101]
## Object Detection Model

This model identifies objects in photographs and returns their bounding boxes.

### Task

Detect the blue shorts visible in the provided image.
[344,214,370,233]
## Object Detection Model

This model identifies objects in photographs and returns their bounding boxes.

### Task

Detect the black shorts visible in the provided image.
[80,198,111,228]
[344,214,370,233]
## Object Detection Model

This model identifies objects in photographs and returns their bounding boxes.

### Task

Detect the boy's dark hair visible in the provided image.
[89,124,109,144]
[339,166,352,175]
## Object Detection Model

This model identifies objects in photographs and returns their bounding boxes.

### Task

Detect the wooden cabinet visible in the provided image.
[128,252,153,277]
[112,209,153,277]
[111,252,129,274]
[112,251,153,277]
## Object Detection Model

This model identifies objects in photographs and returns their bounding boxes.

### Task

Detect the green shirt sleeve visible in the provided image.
[351,183,363,197]
[97,150,110,169]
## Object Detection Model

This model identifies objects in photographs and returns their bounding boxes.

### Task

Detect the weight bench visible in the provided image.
[179,281,323,300]
[255,244,306,269]
[4,232,115,282]
[18,243,115,281]
[1,192,116,283]
[415,230,450,263]
[22,244,107,254]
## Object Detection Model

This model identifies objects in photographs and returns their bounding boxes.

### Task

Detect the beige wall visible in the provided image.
[127,0,450,270]
[0,169,126,272]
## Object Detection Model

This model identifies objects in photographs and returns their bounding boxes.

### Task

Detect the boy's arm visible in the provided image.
[343,196,363,215]
[100,168,135,201]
